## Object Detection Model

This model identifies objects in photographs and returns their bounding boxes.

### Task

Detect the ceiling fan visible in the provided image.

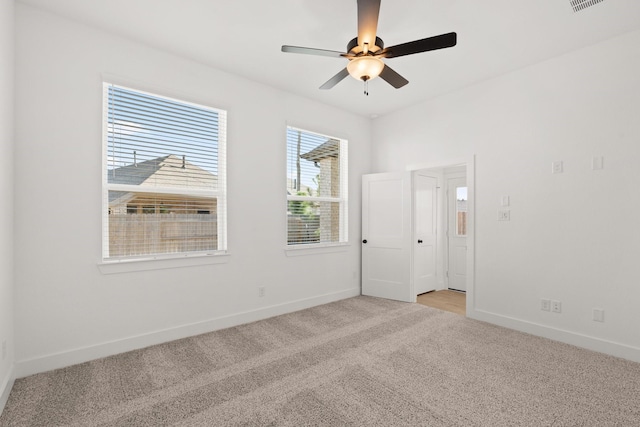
[281,0,457,95]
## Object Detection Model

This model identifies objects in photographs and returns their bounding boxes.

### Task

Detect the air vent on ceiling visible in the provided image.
[570,0,605,13]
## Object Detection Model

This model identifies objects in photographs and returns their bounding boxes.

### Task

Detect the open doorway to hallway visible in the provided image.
[360,156,474,309]
[413,164,468,315]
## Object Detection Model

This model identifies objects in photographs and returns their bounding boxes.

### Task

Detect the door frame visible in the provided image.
[406,156,475,317]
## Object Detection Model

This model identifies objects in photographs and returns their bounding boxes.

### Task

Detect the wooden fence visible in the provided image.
[287,214,320,245]
[109,214,217,257]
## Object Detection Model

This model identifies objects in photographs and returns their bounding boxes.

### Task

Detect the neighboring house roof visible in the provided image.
[286,178,313,196]
[108,191,135,206]
[300,139,339,162]
[108,154,217,203]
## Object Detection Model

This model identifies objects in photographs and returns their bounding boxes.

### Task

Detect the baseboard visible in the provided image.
[0,365,15,416]
[468,308,640,363]
[15,288,361,378]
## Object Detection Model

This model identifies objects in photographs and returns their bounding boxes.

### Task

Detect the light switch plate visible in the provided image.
[592,156,604,170]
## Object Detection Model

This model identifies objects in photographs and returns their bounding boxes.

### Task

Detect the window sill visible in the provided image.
[284,243,350,257]
[98,252,229,274]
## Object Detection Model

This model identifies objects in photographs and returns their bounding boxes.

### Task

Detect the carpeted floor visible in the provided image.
[2,296,639,426]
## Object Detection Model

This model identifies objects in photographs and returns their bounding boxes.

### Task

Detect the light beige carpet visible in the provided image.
[2,296,639,426]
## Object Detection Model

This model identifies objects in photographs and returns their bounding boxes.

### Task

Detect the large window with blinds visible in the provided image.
[102,83,226,260]
[286,127,348,246]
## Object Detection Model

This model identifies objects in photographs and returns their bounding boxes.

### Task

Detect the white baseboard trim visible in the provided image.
[0,365,15,416]
[15,288,361,378]
[468,308,640,363]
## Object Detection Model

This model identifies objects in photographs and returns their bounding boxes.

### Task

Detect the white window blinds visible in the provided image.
[286,127,348,245]
[103,83,227,260]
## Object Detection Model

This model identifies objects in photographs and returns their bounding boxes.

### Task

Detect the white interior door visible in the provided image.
[447,177,467,291]
[362,172,413,302]
[413,172,437,295]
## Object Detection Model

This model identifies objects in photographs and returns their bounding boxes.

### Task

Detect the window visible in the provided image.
[456,186,468,236]
[103,83,226,260]
[286,127,348,246]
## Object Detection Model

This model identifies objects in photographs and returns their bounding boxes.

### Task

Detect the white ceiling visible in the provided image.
[17,0,640,118]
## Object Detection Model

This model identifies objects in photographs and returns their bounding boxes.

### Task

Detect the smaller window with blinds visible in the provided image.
[286,126,348,246]
[102,83,227,260]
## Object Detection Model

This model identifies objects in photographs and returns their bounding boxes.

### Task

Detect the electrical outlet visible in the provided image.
[540,299,551,312]
[258,286,266,297]
[1,340,6,360]
[551,300,562,313]
[552,161,563,174]
[593,308,605,322]
[497,210,510,221]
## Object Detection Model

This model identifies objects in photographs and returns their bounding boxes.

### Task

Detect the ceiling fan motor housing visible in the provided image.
[347,36,384,55]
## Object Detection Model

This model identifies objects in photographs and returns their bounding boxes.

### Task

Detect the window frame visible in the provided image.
[101,82,227,264]
[285,126,349,249]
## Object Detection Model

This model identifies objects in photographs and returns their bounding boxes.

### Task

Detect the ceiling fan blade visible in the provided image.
[281,45,348,58]
[379,64,409,89]
[380,32,457,59]
[357,0,381,49]
[320,68,350,90]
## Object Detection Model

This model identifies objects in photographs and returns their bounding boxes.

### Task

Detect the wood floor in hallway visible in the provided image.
[417,290,466,316]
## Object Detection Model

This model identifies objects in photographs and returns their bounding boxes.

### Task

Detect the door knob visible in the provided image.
[362,239,367,244]
[418,239,423,243]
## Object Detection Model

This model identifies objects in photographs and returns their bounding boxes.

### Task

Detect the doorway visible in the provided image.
[361,157,474,314]
[413,165,467,315]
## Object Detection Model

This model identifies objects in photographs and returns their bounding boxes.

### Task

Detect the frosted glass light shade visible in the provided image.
[347,56,384,81]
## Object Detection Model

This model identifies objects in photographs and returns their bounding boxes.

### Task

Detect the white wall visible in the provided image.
[0,0,15,411]
[13,4,370,376]
[372,29,640,361]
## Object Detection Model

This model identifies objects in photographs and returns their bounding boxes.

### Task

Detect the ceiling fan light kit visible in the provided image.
[347,56,384,81]
[281,0,457,95]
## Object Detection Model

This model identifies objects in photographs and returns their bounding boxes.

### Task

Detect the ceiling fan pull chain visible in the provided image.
[364,79,369,96]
